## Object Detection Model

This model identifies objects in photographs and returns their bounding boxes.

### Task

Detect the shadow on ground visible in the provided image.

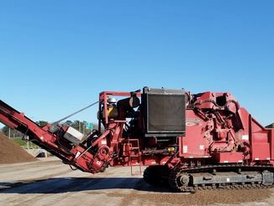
[0,177,171,194]
[1,177,272,206]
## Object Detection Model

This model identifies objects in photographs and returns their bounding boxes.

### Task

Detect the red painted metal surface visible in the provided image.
[0,89,274,176]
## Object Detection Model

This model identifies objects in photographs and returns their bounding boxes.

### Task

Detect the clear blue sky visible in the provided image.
[0,0,273,126]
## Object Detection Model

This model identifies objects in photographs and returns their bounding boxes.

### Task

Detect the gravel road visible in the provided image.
[0,157,274,206]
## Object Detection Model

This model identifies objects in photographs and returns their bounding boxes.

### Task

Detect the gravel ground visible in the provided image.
[0,157,274,206]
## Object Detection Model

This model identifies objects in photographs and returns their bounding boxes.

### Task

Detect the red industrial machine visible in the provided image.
[1,87,274,192]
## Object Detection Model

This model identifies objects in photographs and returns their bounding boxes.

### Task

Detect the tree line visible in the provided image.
[266,123,274,129]
[1,120,98,138]
[2,121,274,138]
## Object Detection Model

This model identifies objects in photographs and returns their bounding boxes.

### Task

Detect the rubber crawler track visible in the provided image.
[168,164,274,192]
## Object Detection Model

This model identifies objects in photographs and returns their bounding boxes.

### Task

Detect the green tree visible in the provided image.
[1,126,23,138]
[266,123,274,128]
[1,119,98,137]
[63,120,97,135]
[36,121,48,127]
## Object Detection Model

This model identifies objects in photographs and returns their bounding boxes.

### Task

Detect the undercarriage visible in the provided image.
[144,165,274,192]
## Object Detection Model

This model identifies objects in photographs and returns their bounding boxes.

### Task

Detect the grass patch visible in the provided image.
[11,137,40,149]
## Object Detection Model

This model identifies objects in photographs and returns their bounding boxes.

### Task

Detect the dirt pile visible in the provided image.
[0,133,36,164]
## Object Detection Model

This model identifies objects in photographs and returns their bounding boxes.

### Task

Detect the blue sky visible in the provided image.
[0,0,273,126]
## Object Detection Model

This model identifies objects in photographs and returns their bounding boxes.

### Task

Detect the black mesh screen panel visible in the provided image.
[148,94,185,133]
[142,87,186,136]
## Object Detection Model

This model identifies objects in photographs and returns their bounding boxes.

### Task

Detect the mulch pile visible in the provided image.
[0,133,36,164]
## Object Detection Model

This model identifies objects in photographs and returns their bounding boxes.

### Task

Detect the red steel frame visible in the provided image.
[1,89,274,175]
